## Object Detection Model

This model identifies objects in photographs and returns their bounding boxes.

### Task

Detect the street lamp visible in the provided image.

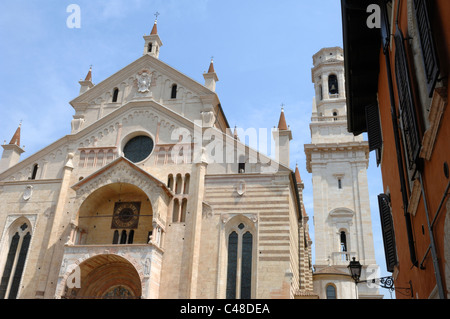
[347,257,362,284]
[347,258,412,298]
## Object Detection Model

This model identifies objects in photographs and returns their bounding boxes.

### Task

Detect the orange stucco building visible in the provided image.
[342,0,449,299]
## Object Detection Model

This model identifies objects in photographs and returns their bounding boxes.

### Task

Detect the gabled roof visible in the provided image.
[72,156,173,197]
[70,54,219,109]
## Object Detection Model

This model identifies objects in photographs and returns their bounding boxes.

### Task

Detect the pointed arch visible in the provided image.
[224,214,256,299]
[0,217,33,299]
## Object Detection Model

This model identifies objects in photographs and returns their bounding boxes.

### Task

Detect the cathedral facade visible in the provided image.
[0,21,314,299]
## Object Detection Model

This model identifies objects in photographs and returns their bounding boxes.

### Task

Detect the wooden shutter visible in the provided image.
[394,28,421,170]
[413,0,440,97]
[378,194,397,272]
[365,103,383,152]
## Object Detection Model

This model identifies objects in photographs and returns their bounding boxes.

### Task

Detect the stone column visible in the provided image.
[35,153,74,298]
[180,156,207,298]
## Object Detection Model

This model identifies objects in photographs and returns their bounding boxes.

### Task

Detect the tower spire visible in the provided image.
[79,65,94,95]
[9,122,21,146]
[84,65,92,81]
[144,12,163,58]
[0,123,25,173]
[203,56,219,91]
[277,105,288,130]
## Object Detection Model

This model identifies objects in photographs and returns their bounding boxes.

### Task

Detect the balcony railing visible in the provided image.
[331,251,356,265]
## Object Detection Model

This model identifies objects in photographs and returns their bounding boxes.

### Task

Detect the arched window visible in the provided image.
[120,230,127,244]
[171,84,177,99]
[319,84,323,101]
[333,111,338,121]
[0,221,32,299]
[328,74,339,95]
[238,155,246,173]
[326,284,336,299]
[340,231,347,252]
[175,174,182,194]
[112,88,119,103]
[30,164,39,180]
[148,42,153,53]
[167,174,174,191]
[338,178,342,189]
[180,199,187,223]
[183,174,190,194]
[127,230,134,244]
[112,230,119,244]
[172,199,180,223]
[226,222,254,299]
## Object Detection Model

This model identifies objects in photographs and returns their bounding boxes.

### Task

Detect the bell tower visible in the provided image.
[304,47,382,299]
[143,13,163,59]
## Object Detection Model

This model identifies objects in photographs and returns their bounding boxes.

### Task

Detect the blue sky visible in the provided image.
[0,0,393,298]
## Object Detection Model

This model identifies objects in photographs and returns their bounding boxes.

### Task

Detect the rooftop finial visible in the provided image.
[207,56,215,73]
[150,12,159,35]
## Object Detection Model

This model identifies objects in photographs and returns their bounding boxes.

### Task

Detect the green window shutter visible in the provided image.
[413,0,440,97]
[378,194,398,272]
[394,28,421,170]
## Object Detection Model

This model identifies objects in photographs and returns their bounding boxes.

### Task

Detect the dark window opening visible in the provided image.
[148,42,153,53]
[338,179,342,189]
[112,88,119,103]
[120,230,127,244]
[171,84,177,99]
[127,230,134,244]
[328,74,339,95]
[112,230,119,244]
[240,232,253,299]
[0,229,32,299]
[226,231,238,299]
[30,164,39,180]
[326,285,336,299]
[340,231,347,252]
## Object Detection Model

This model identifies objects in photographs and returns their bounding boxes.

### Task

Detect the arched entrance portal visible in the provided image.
[76,182,153,246]
[65,254,142,299]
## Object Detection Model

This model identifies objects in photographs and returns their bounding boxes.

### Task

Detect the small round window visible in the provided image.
[123,135,154,163]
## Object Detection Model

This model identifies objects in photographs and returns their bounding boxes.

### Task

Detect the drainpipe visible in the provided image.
[383,47,418,267]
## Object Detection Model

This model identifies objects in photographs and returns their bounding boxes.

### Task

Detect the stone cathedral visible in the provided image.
[0,21,316,299]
